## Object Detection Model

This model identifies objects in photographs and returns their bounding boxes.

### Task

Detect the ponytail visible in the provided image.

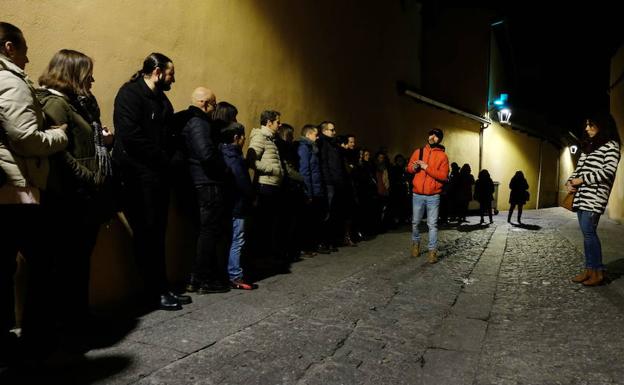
[128,52,173,82]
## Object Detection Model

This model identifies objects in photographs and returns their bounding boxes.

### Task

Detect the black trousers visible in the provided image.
[300,197,325,252]
[120,174,169,296]
[251,184,283,261]
[193,184,228,283]
[43,193,100,330]
[0,204,53,345]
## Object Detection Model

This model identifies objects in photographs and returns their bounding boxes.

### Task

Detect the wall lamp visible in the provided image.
[569,145,578,154]
[489,93,512,125]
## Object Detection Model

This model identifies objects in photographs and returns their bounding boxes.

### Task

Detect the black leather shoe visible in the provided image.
[159,293,182,311]
[169,291,192,305]
[198,281,230,294]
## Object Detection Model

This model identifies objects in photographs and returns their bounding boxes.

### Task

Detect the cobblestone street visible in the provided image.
[2,208,624,385]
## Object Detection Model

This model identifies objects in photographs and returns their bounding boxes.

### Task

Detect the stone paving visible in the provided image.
[2,207,624,385]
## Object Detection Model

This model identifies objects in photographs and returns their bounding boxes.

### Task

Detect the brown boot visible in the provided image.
[582,269,604,286]
[411,241,421,257]
[427,249,438,264]
[571,269,591,283]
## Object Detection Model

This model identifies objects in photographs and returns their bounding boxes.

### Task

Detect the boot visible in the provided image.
[582,269,604,286]
[427,249,438,264]
[411,241,420,257]
[571,268,591,283]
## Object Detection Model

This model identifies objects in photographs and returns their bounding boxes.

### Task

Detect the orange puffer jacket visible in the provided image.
[406,144,449,195]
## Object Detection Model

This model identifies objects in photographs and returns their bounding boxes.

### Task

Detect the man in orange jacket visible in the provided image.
[406,128,449,263]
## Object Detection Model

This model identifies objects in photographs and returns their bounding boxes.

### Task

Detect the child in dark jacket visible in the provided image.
[220,123,257,290]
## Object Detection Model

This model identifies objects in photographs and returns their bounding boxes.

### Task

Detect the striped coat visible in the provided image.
[569,140,620,214]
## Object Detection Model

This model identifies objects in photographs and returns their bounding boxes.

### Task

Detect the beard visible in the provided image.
[156,76,172,91]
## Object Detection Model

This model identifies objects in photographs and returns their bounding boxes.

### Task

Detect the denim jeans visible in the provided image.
[412,193,440,250]
[228,218,245,280]
[577,210,603,270]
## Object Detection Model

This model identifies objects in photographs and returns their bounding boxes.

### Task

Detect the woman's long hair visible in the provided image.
[581,112,620,153]
[38,49,93,96]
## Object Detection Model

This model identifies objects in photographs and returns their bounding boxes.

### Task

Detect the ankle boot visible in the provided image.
[411,241,420,257]
[427,249,438,264]
[571,269,591,283]
[583,269,604,286]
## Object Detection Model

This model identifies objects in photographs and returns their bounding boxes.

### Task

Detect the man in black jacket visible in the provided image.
[113,53,191,311]
[318,121,348,249]
[177,87,231,294]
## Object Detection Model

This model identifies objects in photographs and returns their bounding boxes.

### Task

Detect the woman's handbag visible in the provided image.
[561,192,575,211]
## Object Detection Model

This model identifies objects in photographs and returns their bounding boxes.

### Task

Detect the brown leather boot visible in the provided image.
[571,269,591,283]
[411,241,421,257]
[427,249,438,264]
[582,269,604,286]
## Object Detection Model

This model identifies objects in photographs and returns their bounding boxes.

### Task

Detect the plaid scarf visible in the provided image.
[73,94,113,185]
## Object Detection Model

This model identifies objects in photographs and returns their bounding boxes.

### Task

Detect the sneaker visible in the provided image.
[198,281,231,294]
[301,251,317,258]
[230,279,258,290]
[316,245,331,254]
[185,277,202,293]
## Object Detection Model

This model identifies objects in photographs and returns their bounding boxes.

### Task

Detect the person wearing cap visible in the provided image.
[406,128,449,263]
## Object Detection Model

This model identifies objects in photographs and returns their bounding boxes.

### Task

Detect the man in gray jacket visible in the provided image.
[0,22,67,365]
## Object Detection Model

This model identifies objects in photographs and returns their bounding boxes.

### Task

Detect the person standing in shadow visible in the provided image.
[508,171,529,224]
[474,169,494,224]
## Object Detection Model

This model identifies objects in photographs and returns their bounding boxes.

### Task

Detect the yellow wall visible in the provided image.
[4,1,559,309]
[4,0,438,307]
[559,148,577,203]
[607,44,624,222]
[482,123,560,210]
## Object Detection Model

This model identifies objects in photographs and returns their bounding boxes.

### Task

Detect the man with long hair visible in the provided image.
[113,53,190,311]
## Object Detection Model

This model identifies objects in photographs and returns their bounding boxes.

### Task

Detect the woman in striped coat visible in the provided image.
[566,114,621,286]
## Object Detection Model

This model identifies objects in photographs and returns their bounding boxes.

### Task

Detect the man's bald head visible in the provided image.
[191,87,216,114]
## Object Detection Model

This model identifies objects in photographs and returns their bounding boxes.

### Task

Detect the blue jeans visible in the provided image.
[577,210,603,270]
[228,218,245,280]
[412,193,440,250]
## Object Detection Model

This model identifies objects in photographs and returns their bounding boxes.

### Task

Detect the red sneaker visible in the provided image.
[230,279,258,290]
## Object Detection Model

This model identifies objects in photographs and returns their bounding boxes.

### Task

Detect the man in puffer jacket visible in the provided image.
[406,128,449,263]
[246,110,285,268]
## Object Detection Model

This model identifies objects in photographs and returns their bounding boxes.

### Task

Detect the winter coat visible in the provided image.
[221,143,254,218]
[318,134,346,187]
[179,106,226,186]
[406,144,449,195]
[247,126,283,186]
[36,88,98,195]
[112,78,174,179]
[297,136,324,198]
[509,176,529,205]
[568,140,620,214]
[0,54,67,200]
[474,178,494,204]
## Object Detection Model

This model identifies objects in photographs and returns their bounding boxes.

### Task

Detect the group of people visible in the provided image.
[0,22,425,365]
[1,21,620,369]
